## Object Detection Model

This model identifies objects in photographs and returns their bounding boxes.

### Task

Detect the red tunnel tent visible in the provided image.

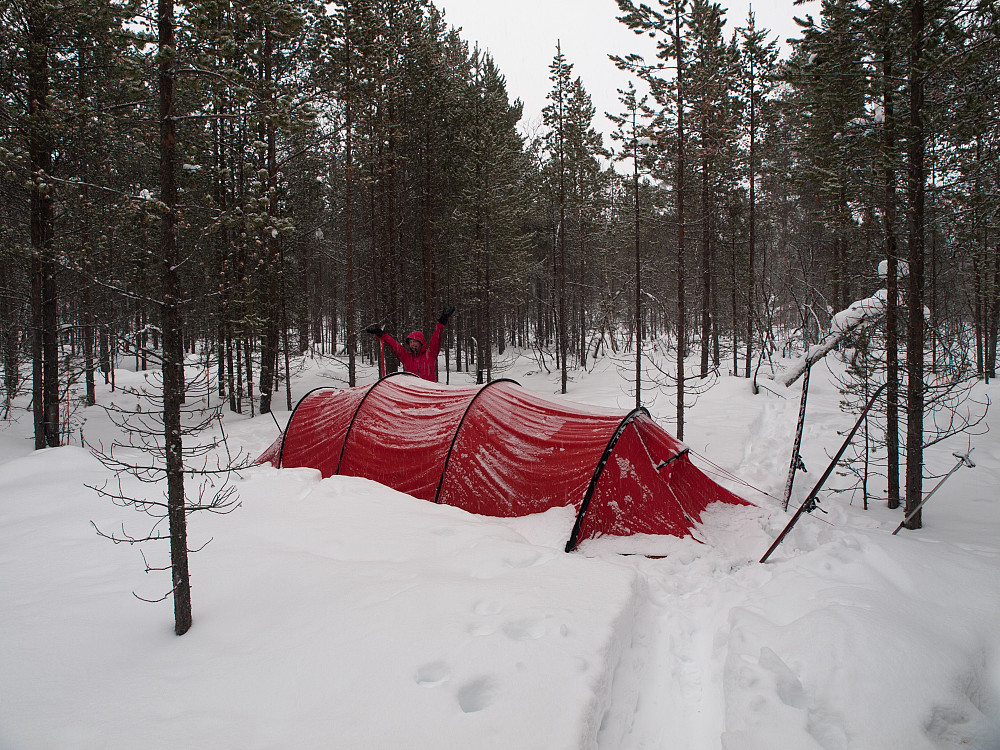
[256,374,747,551]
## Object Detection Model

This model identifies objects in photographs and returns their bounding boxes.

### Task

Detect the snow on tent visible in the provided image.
[256,373,747,551]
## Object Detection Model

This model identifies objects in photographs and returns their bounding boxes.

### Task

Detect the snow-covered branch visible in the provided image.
[781,290,888,387]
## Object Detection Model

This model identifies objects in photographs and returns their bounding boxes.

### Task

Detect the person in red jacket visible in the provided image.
[366,307,454,382]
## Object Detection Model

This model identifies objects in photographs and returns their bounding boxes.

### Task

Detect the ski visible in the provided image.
[761,382,888,563]
[782,363,811,511]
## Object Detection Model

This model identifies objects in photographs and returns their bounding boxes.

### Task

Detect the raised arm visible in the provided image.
[426,322,445,358]
[366,325,405,361]
[380,332,406,361]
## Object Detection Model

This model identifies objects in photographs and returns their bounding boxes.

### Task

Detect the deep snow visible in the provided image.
[2,348,999,749]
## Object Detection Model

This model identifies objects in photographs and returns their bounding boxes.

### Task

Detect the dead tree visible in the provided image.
[86,364,249,628]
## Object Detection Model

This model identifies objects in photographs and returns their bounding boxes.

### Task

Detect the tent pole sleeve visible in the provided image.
[335,372,414,475]
[432,378,521,504]
[277,386,334,469]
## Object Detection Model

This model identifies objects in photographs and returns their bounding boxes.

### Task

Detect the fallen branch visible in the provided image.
[781,291,887,387]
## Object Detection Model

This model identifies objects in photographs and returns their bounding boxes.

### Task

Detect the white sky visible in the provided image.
[438,0,818,150]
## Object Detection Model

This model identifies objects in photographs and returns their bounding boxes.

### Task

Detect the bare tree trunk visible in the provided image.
[77,44,96,408]
[344,32,357,386]
[634,123,642,408]
[579,248,586,370]
[744,37,756,381]
[989,240,1000,379]
[485,228,493,383]
[883,30,901,510]
[974,255,984,379]
[28,5,59,448]
[158,0,192,635]
[0,255,19,417]
[83,286,96,406]
[700,152,711,379]
[731,234,738,376]
[100,323,110,385]
[244,336,255,417]
[217,322,226,400]
[421,125,436,333]
[231,331,241,413]
[904,0,925,531]
[557,54,568,395]
[282,293,292,410]
[711,223,720,369]
[674,0,686,441]
[258,22,278,415]
[31,251,44,448]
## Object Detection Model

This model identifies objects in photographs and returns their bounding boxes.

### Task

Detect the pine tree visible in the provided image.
[564,76,608,370]
[608,82,652,407]
[737,10,779,383]
[458,49,530,382]
[614,0,694,437]
[543,41,573,394]
[687,0,736,379]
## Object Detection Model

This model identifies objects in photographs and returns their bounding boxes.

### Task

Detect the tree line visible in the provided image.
[2,0,999,552]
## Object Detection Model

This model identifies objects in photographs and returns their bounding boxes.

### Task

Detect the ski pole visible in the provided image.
[892,451,974,535]
[761,382,888,564]
[379,338,385,378]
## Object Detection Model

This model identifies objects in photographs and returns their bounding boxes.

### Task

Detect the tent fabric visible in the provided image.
[258,374,746,551]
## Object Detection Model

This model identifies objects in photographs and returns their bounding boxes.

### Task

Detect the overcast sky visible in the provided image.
[437,0,818,150]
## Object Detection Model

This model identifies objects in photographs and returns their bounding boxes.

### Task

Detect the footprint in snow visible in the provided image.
[503,550,544,569]
[472,599,504,616]
[467,621,496,637]
[415,661,450,688]
[456,677,498,713]
[502,617,547,641]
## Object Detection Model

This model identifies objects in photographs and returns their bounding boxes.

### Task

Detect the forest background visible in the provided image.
[2,0,999,631]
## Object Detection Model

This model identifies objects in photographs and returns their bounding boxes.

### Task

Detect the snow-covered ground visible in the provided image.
[2,348,999,749]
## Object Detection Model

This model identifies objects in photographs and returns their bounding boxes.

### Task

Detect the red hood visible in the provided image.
[405,330,426,352]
